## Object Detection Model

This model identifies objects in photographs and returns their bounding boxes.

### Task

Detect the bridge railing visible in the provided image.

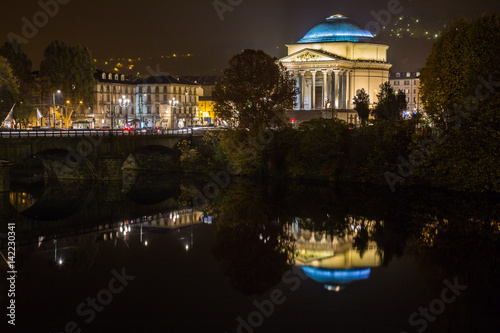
[0,128,193,138]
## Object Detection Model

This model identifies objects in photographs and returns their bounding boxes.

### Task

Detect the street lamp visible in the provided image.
[52,90,61,128]
[169,97,179,128]
[138,93,147,128]
[114,95,130,129]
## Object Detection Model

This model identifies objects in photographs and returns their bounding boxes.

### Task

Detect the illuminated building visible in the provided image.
[281,14,392,125]
[134,76,202,128]
[183,76,220,125]
[389,70,422,115]
[78,71,203,128]
[88,70,136,128]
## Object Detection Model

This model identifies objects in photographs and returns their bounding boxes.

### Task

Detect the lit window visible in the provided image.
[406,72,410,77]
[121,75,125,81]
[108,73,112,80]
[102,73,106,79]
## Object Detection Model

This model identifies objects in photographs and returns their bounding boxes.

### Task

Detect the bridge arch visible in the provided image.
[123,145,178,171]
[14,149,97,181]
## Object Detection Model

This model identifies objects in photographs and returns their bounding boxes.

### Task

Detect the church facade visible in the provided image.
[281,14,392,124]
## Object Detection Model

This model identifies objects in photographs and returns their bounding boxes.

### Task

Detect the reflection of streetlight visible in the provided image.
[114,95,130,129]
[52,90,61,128]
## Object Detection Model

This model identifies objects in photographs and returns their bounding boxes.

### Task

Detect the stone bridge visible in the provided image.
[0,134,189,191]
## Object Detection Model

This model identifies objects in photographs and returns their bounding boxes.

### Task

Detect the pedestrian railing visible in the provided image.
[0,127,194,138]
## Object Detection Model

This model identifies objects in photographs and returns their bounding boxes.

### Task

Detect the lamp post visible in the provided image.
[185,89,190,127]
[169,97,179,128]
[52,90,60,128]
[114,95,130,129]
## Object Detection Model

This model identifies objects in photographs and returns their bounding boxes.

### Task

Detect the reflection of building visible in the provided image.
[9,191,36,212]
[389,70,421,115]
[281,14,392,125]
[289,217,382,290]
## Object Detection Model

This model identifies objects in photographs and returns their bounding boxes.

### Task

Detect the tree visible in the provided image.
[40,40,95,128]
[372,82,407,121]
[0,56,19,121]
[212,49,297,132]
[0,41,34,95]
[353,88,370,125]
[420,14,500,125]
[413,14,500,192]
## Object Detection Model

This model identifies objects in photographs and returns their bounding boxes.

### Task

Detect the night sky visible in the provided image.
[1,0,499,75]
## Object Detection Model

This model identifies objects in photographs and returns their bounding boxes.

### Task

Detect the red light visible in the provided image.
[290,118,295,124]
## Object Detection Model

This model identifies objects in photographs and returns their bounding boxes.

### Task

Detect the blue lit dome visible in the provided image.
[298,14,373,43]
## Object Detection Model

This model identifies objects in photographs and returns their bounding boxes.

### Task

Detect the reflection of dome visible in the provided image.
[298,14,373,43]
[301,266,371,284]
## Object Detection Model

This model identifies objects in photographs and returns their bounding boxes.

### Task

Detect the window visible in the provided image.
[164,94,167,101]
[396,73,400,78]
[404,80,410,85]
[414,80,417,85]
[156,106,160,114]
[406,72,410,77]
[108,73,112,80]
[121,74,125,81]
[102,73,106,80]
[147,106,151,114]
[413,97,416,102]
[394,81,399,86]
[405,89,409,94]
[414,89,416,94]
[416,72,420,77]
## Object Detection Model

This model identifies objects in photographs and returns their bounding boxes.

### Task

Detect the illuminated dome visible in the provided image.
[298,14,373,43]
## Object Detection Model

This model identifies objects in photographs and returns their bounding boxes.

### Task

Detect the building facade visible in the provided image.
[79,71,203,128]
[89,70,136,128]
[280,14,392,125]
[389,70,421,115]
[184,76,220,125]
[134,76,202,129]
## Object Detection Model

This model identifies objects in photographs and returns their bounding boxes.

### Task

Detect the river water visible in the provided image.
[1,173,499,333]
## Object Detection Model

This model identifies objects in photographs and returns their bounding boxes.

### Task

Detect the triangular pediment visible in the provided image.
[280,48,342,63]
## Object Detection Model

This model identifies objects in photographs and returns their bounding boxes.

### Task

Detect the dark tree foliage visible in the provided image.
[353,88,370,125]
[0,56,19,120]
[40,40,96,106]
[420,13,500,124]
[0,40,33,95]
[372,82,407,121]
[212,49,297,133]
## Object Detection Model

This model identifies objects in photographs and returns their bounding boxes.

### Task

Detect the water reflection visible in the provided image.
[3,175,499,332]
[292,218,382,290]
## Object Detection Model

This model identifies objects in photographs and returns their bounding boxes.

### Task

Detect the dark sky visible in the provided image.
[1,0,499,75]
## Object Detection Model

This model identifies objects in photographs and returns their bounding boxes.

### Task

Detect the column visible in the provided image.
[346,70,351,109]
[349,69,355,110]
[311,70,316,110]
[322,70,328,109]
[327,70,333,104]
[299,70,305,110]
[294,72,300,110]
[333,69,340,109]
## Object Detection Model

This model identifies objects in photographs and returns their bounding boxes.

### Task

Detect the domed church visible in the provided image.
[281,14,392,124]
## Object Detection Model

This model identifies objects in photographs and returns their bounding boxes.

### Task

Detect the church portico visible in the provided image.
[281,14,392,123]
